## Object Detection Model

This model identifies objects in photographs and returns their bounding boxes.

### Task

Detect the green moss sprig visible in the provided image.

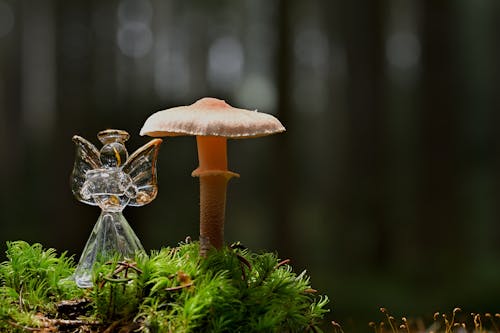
[0,241,330,332]
[0,241,86,331]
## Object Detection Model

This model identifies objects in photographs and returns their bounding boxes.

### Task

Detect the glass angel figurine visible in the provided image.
[70,129,162,288]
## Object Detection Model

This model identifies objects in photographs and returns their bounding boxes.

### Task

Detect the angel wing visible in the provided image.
[71,135,102,205]
[122,138,162,206]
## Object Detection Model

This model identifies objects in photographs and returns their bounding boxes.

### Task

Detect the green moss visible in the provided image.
[0,241,330,332]
[0,241,86,331]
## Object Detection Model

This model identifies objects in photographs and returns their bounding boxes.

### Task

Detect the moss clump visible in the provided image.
[0,241,329,332]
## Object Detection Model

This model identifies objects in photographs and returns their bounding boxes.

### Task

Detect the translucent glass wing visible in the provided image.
[71,135,102,206]
[122,138,162,206]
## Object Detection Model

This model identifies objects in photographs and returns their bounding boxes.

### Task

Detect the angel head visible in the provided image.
[97,129,130,168]
[71,129,162,212]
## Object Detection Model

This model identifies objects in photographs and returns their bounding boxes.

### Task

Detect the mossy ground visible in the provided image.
[0,241,329,332]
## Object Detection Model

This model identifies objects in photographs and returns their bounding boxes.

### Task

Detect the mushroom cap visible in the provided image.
[140,97,285,138]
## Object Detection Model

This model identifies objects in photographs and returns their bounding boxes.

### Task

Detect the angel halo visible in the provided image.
[70,129,162,288]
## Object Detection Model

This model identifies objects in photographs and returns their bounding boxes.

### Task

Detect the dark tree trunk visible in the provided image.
[492,1,500,254]
[272,0,295,258]
[416,1,460,274]
[338,0,389,269]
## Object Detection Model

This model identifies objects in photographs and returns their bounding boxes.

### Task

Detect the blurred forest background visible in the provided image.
[1,0,500,329]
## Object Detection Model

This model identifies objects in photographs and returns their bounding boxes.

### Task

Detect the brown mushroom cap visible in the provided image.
[140,97,285,138]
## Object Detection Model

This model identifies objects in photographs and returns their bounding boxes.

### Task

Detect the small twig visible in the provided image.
[102,320,122,333]
[112,265,126,275]
[303,288,317,294]
[113,261,143,276]
[97,277,107,289]
[332,320,345,333]
[165,282,193,291]
[8,320,39,332]
[236,253,252,271]
[102,276,133,283]
[230,246,252,281]
[37,315,102,327]
[98,261,142,288]
[18,283,25,312]
[52,318,101,326]
[234,251,251,281]
[238,262,247,281]
[275,258,291,269]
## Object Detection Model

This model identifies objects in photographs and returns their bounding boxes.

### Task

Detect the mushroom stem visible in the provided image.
[192,136,238,255]
[194,136,228,172]
[198,174,228,253]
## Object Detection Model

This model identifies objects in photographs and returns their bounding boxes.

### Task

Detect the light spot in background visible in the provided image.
[207,36,244,91]
[294,27,329,70]
[0,1,14,38]
[236,73,276,113]
[117,22,153,58]
[385,31,421,69]
[117,0,153,58]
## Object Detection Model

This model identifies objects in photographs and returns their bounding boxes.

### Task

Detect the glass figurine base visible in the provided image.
[73,211,144,288]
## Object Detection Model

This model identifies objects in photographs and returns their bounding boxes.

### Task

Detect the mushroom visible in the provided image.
[140,97,285,255]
